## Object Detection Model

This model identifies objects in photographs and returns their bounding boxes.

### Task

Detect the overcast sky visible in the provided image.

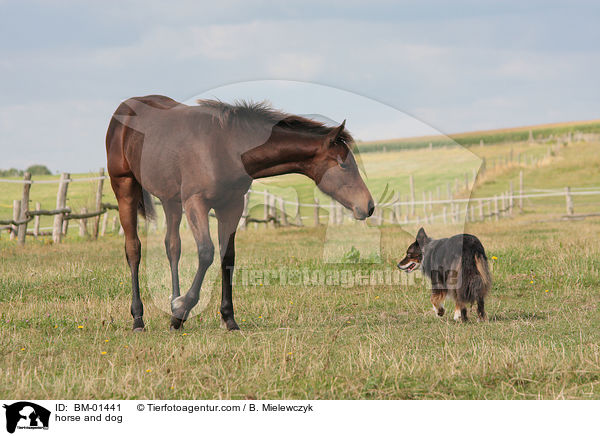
[1,0,598,172]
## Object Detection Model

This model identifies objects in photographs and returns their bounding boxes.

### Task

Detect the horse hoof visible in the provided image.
[222,319,240,331]
[132,318,145,331]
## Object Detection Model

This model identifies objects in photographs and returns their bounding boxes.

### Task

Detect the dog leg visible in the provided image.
[454,302,468,322]
[477,298,487,322]
[430,291,447,317]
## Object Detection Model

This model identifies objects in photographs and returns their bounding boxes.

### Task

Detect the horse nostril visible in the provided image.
[367,200,375,217]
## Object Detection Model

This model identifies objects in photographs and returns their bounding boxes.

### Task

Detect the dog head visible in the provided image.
[397,227,431,273]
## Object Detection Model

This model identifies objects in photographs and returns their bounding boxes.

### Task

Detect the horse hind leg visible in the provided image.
[112,176,145,331]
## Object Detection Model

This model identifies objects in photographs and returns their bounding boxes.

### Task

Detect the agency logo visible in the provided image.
[2,402,50,434]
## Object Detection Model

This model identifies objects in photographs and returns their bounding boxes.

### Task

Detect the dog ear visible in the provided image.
[416,227,429,246]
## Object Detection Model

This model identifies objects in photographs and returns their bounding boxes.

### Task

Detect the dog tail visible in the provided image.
[457,252,491,303]
[475,253,492,297]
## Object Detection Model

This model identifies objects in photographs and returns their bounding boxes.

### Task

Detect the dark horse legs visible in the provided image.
[111,176,145,331]
[169,195,243,331]
[215,199,244,331]
[163,198,182,302]
[170,194,214,330]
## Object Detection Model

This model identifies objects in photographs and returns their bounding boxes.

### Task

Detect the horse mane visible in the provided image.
[196,99,354,143]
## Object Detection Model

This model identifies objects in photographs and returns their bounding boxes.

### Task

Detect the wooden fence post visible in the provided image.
[279,197,288,226]
[79,208,89,237]
[394,195,402,224]
[478,199,484,221]
[428,191,433,214]
[494,195,499,221]
[53,172,70,244]
[33,202,41,237]
[509,181,514,215]
[519,170,524,212]
[313,198,320,226]
[11,200,20,241]
[101,211,109,236]
[409,175,415,216]
[442,207,447,224]
[263,190,269,227]
[565,187,574,215]
[17,172,32,246]
[92,168,104,239]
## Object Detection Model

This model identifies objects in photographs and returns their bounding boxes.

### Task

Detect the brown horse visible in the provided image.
[106,95,374,331]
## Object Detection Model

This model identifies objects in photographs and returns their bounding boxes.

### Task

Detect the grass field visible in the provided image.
[1,130,599,399]
[1,215,599,399]
[356,119,600,152]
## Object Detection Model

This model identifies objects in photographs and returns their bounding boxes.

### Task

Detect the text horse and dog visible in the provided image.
[106,95,374,331]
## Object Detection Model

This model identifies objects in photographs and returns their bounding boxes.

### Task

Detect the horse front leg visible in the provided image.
[170,195,213,330]
[163,198,182,301]
[215,198,244,331]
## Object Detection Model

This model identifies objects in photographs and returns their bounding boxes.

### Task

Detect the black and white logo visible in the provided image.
[3,402,50,434]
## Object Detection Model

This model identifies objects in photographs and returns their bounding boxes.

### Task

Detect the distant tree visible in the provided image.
[0,168,23,177]
[25,165,52,175]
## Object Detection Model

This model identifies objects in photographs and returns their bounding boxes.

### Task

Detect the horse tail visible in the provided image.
[138,188,157,221]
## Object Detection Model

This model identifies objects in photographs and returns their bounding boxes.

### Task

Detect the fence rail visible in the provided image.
[2,162,599,245]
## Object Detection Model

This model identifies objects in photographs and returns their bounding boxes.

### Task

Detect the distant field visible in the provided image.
[356,119,600,153]
[1,139,592,230]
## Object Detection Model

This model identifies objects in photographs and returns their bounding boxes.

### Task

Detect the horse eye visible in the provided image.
[336,154,348,169]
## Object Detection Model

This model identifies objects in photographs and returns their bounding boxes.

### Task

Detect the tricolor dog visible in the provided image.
[397,228,491,321]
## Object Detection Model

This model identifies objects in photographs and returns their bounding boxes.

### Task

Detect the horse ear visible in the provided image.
[416,227,429,246]
[326,120,346,146]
